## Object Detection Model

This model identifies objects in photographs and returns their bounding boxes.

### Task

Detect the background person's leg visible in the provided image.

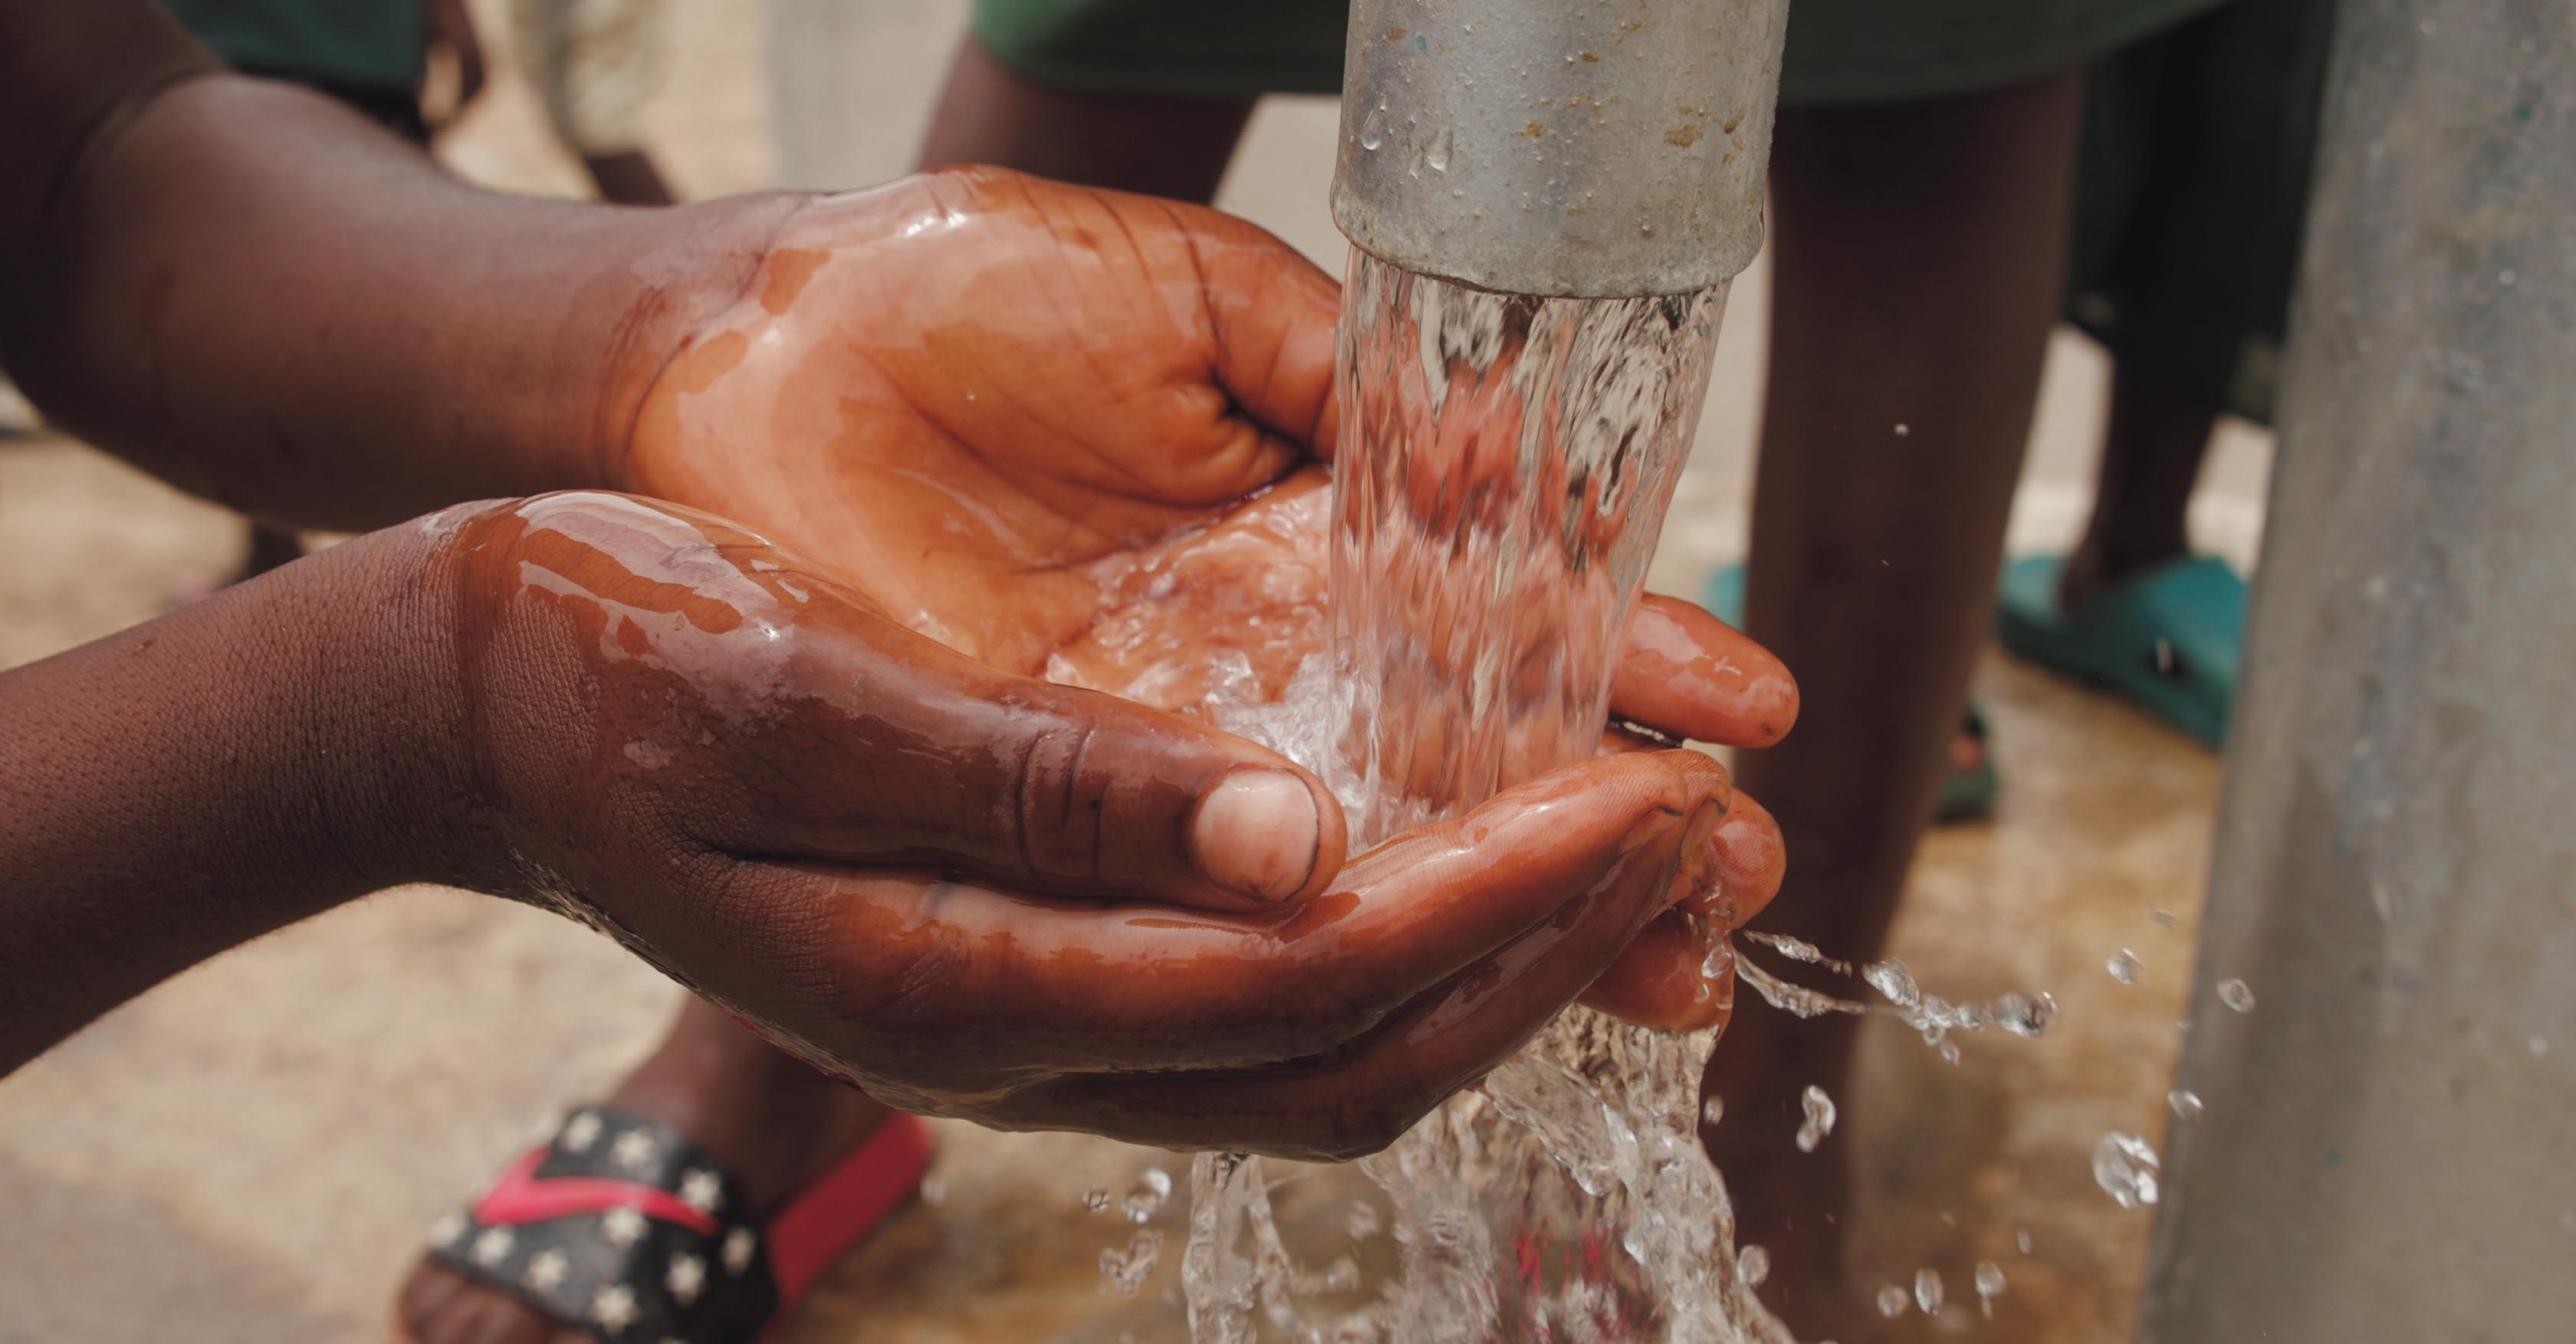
[2056,362,2218,609]
[1701,66,2085,1336]
[578,148,675,206]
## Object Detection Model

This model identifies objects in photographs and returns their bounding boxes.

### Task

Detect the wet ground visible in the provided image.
[0,3,2272,1340]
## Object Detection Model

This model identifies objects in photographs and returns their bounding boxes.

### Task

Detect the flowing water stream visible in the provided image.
[1173,249,1792,1343]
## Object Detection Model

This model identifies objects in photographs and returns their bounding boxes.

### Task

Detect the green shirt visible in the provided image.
[162,0,425,94]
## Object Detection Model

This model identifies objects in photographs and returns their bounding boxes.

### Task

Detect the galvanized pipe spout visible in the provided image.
[1331,0,1789,298]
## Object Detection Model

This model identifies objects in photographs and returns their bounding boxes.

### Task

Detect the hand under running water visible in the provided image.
[615,168,1798,1040]
[424,491,1759,1159]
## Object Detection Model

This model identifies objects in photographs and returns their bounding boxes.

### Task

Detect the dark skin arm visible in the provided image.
[0,0,757,529]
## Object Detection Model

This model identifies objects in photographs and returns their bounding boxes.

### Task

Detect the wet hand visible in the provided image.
[612,167,1795,1035]
[426,491,1736,1159]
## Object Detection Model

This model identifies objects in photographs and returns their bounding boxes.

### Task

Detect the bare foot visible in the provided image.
[393,1003,895,1344]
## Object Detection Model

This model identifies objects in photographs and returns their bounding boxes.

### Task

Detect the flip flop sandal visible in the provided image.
[1704,565,1998,823]
[411,1106,932,1343]
[1995,554,2244,750]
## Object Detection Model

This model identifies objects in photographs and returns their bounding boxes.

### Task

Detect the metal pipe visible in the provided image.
[1330,0,1789,298]
[2141,1,2576,1338]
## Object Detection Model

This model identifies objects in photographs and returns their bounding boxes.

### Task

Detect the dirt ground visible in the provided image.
[0,2,2277,1341]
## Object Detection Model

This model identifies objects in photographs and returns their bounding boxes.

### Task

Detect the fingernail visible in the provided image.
[1193,769,1323,902]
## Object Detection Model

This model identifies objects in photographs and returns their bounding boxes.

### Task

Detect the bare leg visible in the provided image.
[1701,67,2085,1337]
[2056,360,2219,609]
[917,37,1254,204]
[241,522,301,579]
[578,150,676,207]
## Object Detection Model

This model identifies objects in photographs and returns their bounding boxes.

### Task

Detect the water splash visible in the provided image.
[2217,978,2258,1013]
[2092,1132,2163,1209]
[2167,1089,2205,1121]
[1974,1261,2007,1317]
[1795,1086,1837,1154]
[1125,1168,1173,1224]
[1913,1267,1944,1313]
[1102,1228,1165,1296]
[2107,948,2143,984]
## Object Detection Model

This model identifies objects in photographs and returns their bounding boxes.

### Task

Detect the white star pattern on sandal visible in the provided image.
[524,1248,569,1291]
[665,1251,705,1306]
[601,1205,647,1247]
[428,1211,465,1247]
[591,1283,638,1332]
[560,1110,603,1153]
[722,1226,757,1274]
[678,1167,723,1214]
[469,1227,514,1267]
[610,1129,659,1171]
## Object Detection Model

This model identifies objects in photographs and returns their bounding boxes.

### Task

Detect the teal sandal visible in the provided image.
[1702,566,1998,823]
[1994,554,2244,749]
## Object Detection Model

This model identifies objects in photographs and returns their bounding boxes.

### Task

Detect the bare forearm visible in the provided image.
[0,1,796,530]
[0,526,465,1070]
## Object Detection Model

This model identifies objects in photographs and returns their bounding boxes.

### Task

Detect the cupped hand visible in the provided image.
[428,491,1736,1158]
[616,167,1799,1027]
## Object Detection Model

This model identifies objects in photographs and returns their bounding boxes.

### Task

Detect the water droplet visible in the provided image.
[1915,1267,1944,1313]
[1426,126,1453,173]
[2218,978,2257,1013]
[2168,1088,2205,1120]
[2093,1132,2162,1209]
[2016,1227,2033,1254]
[1122,1168,1171,1223]
[1994,991,2058,1037]
[1937,1038,1963,1066]
[2108,948,2143,984]
[1746,931,1853,973]
[1701,1096,1725,1126]
[1863,958,1921,1007]
[1796,1085,1837,1152]
[1098,1227,1163,1296]
[1975,1261,2007,1317]
[1893,422,1911,436]
[1737,1244,1769,1286]
[2150,908,2180,928]
[1877,1283,1911,1317]
[1081,1188,1112,1213]
[1359,106,1388,152]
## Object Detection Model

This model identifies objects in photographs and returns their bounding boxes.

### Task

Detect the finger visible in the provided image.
[1680,787,1786,928]
[1161,199,1343,458]
[775,616,1349,912]
[1586,741,1780,928]
[1609,594,1799,748]
[1582,909,1733,1033]
[757,748,1731,1089]
[992,774,1724,1159]
[1583,791,1781,1030]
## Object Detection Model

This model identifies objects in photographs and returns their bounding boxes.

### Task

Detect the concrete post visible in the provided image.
[2141,1,2576,1339]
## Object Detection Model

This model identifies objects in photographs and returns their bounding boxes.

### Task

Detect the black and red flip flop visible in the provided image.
[412,1106,932,1342]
